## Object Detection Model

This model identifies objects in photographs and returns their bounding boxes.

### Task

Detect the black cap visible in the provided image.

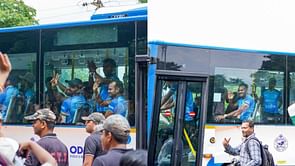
[65,78,83,87]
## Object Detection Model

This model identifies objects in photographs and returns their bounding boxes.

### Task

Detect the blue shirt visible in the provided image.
[262,89,281,114]
[0,86,19,120]
[96,75,121,113]
[108,96,128,117]
[238,95,255,121]
[61,95,86,123]
[171,90,194,121]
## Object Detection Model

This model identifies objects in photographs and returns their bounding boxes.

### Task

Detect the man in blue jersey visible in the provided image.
[0,76,19,121]
[217,83,255,122]
[88,58,122,114]
[260,78,282,123]
[105,80,128,118]
[60,78,86,123]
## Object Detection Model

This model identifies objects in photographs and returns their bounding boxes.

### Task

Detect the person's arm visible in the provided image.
[20,141,57,166]
[223,137,240,156]
[0,53,11,92]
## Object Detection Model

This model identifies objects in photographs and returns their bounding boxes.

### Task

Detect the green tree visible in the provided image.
[0,0,38,28]
[139,0,147,3]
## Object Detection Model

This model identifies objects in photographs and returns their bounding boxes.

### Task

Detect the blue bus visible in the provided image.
[147,1,295,166]
[0,4,146,165]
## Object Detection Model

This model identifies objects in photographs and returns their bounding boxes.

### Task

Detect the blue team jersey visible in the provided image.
[171,90,194,121]
[108,96,128,117]
[61,95,86,123]
[238,95,255,121]
[262,89,281,114]
[0,86,19,120]
[96,75,121,113]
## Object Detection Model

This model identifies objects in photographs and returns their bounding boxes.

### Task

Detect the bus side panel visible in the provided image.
[203,125,295,166]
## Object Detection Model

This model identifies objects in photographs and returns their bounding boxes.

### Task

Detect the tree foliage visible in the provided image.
[139,0,147,3]
[0,0,38,28]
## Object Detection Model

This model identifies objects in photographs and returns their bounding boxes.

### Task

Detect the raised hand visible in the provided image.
[0,52,12,91]
[222,137,231,148]
[87,60,97,73]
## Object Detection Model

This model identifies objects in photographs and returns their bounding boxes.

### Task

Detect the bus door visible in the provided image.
[148,70,208,166]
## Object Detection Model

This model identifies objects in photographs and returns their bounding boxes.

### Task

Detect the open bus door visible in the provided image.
[148,70,208,166]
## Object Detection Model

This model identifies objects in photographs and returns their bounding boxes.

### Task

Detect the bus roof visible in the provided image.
[91,4,147,20]
[0,4,147,33]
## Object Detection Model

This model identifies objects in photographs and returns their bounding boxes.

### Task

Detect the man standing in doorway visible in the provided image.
[223,120,262,166]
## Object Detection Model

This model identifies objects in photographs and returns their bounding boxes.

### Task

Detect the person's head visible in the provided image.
[103,58,116,77]
[108,81,124,98]
[238,83,248,98]
[82,112,105,134]
[5,75,18,87]
[269,78,276,90]
[119,150,147,166]
[65,78,83,95]
[101,114,130,151]
[24,108,56,137]
[19,72,35,89]
[241,120,255,138]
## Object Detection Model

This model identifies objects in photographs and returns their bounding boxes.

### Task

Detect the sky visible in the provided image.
[23,0,138,24]
[149,0,295,53]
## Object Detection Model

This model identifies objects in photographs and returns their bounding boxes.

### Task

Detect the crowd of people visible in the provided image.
[0,52,147,166]
[0,56,130,125]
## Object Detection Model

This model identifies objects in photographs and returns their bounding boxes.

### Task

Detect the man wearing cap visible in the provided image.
[24,108,68,166]
[60,78,86,123]
[19,72,35,107]
[92,114,133,166]
[82,112,105,166]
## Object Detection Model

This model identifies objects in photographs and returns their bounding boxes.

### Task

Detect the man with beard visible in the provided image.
[222,120,262,166]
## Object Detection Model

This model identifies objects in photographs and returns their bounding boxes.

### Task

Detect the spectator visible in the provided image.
[82,112,105,166]
[24,108,68,166]
[92,114,133,166]
[0,137,58,166]
[222,120,262,166]
[119,149,147,166]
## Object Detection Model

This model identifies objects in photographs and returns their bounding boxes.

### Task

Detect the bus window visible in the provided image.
[0,30,38,123]
[180,81,202,165]
[154,80,178,166]
[41,22,138,125]
[208,52,285,125]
